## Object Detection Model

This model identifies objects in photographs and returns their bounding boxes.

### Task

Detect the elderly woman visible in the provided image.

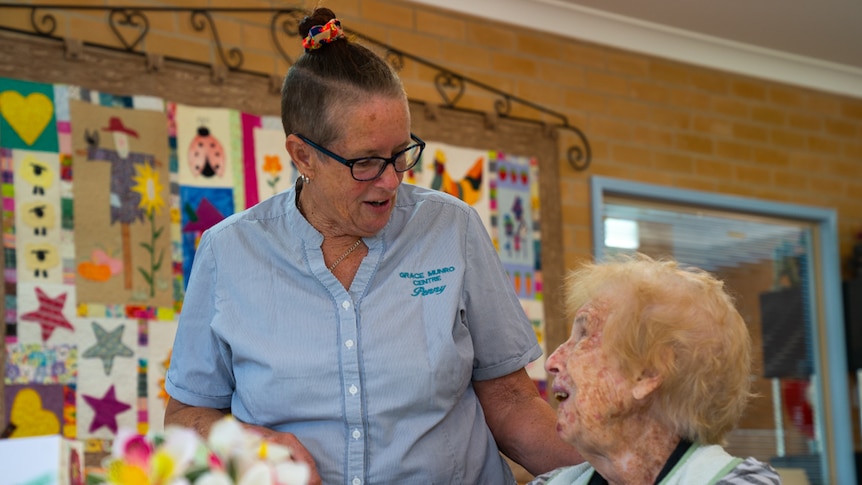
[165,6,581,485]
[531,254,780,484]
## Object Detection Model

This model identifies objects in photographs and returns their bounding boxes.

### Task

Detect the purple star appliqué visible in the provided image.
[82,385,131,434]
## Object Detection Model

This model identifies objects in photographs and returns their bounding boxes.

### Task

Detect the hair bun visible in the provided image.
[299,7,337,38]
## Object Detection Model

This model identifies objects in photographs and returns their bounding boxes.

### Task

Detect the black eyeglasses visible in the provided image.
[295,133,425,181]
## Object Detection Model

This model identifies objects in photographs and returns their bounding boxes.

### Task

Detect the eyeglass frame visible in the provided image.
[294,132,426,181]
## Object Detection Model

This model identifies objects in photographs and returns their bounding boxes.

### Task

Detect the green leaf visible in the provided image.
[138,268,153,285]
[154,250,164,271]
[140,242,153,252]
[185,465,211,483]
[85,473,107,485]
[183,202,198,222]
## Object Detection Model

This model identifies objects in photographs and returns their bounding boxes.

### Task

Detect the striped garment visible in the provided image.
[716,457,782,484]
[529,446,781,485]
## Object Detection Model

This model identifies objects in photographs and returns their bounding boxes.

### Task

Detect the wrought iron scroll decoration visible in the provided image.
[189,10,243,71]
[1,3,591,171]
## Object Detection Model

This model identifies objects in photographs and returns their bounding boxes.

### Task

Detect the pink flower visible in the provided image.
[113,428,153,469]
[208,450,225,471]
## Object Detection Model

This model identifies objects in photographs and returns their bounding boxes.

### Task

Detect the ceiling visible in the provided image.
[551,0,862,70]
[406,0,862,98]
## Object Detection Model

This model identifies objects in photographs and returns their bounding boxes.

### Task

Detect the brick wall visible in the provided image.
[3,0,859,272]
[363,0,861,272]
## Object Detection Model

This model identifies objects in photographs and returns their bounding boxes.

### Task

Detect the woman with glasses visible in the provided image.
[164,7,581,484]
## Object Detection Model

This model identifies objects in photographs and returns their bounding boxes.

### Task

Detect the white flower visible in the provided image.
[273,462,311,485]
[237,462,273,485]
[161,425,203,471]
[194,471,234,485]
[264,443,292,464]
[207,416,249,458]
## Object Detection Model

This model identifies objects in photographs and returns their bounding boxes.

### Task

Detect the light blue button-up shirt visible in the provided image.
[166,183,541,484]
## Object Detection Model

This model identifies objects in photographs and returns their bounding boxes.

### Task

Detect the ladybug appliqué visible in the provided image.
[188,126,226,178]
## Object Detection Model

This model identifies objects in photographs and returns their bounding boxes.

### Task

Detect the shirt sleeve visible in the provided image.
[462,206,542,381]
[164,229,235,409]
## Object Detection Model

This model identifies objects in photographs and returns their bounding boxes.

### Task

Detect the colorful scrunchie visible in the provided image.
[302,18,344,51]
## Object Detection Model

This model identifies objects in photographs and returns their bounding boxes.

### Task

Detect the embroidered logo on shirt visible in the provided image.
[400,266,454,296]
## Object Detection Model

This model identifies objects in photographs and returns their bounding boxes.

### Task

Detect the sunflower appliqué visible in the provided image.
[131,163,165,298]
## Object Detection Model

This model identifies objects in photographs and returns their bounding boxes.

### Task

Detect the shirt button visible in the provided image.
[352,478,361,485]
[345,339,354,348]
[349,384,358,395]
[352,428,361,439]
[342,300,350,310]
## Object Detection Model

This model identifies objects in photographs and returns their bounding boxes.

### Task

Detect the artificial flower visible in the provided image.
[88,416,309,485]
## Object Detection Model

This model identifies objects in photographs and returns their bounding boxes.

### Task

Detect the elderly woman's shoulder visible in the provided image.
[715,456,782,484]
[525,463,593,485]
[525,457,781,485]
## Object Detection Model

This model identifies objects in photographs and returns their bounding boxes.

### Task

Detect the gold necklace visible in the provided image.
[328,238,363,272]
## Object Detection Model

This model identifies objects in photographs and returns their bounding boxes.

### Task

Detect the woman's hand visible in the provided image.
[240,423,322,485]
[164,400,322,484]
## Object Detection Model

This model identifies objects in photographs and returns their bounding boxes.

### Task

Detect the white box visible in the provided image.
[0,435,85,485]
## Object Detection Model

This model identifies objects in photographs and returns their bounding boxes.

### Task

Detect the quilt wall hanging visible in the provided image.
[0,77,547,451]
